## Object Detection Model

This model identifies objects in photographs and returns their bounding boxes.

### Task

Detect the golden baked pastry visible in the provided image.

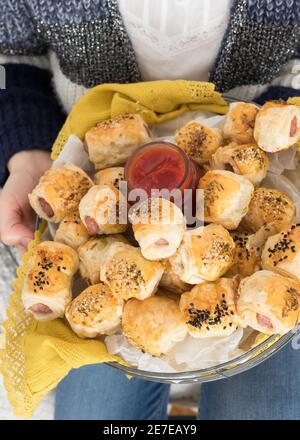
[179,277,241,338]
[175,120,222,164]
[254,101,300,152]
[85,114,152,169]
[55,210,89,249]
[242,187,295,233]
[129,197,186,260]
[223,102,259,144]
[170,223,235,284]
[237,270,300,335]
[22,241,79,320]
[100,242,164,300]
[211,143,269,186]
[261,224,300,282]
[122,294,187,356]
[198,170,254,229]
[29,163,93,222]
[79,184,128,235]
[65,283,123,338]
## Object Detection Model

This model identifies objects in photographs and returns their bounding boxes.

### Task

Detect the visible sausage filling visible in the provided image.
[29,303,53,314]
[39,197,54,218]
[225,163,234,172]
[290,116,297,137]
[256,313,273,330]
[85,216,99,235]
[155,238,169,246]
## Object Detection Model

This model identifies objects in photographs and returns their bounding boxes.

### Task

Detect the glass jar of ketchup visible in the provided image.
[125,141,201,196]
[124,141,202,226]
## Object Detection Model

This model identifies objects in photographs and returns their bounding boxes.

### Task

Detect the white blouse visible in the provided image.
[1,0,298,112]
[118,0,232,81]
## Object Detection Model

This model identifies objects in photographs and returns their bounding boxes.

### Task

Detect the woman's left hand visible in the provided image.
[0,150,52,253]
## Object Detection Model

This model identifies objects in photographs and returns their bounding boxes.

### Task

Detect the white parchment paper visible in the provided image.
[51,111,299,373]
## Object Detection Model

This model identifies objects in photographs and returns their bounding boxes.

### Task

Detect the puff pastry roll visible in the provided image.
[85,114,152,169]
[254,101,300,152]
[198,170,254,229]
[237,270,300,335]
[159,260,192,294]
[94,167,124,190]
[122,294,187,356]
[262,224,300,282]
[242,187,295,233]
[55,210,89,249]
[22,241,79,320]
[175,120,222,164]
[211,143,269,186]
[231,225,277,277]
[65,283,123,338]
[29,163,93,222]
[100,242,164,300]
[78,235,128,285]
[223,102,259,144]
[129,197,185,260]
[79,184,128,235]
[179,277,241,338]
[170,224,235,284]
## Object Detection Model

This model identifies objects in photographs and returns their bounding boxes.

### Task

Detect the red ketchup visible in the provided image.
[125,141,202,226]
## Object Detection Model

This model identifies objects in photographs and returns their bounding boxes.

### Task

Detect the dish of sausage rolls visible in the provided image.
[25,102,300,372]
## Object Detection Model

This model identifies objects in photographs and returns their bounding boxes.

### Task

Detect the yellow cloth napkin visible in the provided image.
[0,80,298,419]
[51,80,227,159]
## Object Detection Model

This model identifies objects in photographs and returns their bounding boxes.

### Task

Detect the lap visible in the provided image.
[55,341,300,420]
[199,341,300,420]
[55,363,170,420]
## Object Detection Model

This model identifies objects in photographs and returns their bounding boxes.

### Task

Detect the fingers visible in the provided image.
[17,244,28,254]
[0,177,33,249]
[0,151,51,250]
[0,192,34,248]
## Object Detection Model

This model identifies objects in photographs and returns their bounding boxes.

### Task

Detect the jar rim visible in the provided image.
[124,140,192,193]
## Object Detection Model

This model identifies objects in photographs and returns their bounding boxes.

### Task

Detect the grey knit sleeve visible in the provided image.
[0,0,46,55]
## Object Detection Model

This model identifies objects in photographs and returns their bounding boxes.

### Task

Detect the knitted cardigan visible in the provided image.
[0,0,299,185]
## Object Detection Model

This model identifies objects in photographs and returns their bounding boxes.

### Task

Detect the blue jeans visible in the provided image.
[55,341,300,420]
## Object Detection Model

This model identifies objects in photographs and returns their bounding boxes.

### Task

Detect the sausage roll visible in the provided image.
[175,120,222,164]
[223,102,259,144]
[55,210,89,249]
[211,143,269,186]
[242,187,295,233]
[122,294,187,356]
[79,184,128,235]
[179,277,241,338]
[29,163,93,223]
[159,260,192,294]
[94,167,125,190]
[22,241,79,320]
[198,170,254,229]
[85,114,152,169]
[65,283,123,338]
[231,225,277,277]
[237,270,300,335]
[100,242,164,300]
[170,224,235,284]
[262,224,300,282]
[129,197,186,260]
[78,235,128,285]
[254,101,300,152]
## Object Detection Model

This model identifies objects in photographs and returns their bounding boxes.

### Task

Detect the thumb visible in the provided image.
[0,196,34,248]
[3,223,34,248]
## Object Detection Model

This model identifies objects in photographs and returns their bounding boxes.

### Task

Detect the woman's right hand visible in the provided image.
[0,150,52,253]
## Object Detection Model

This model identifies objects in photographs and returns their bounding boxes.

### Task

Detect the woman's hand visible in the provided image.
[0,150,52,253]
